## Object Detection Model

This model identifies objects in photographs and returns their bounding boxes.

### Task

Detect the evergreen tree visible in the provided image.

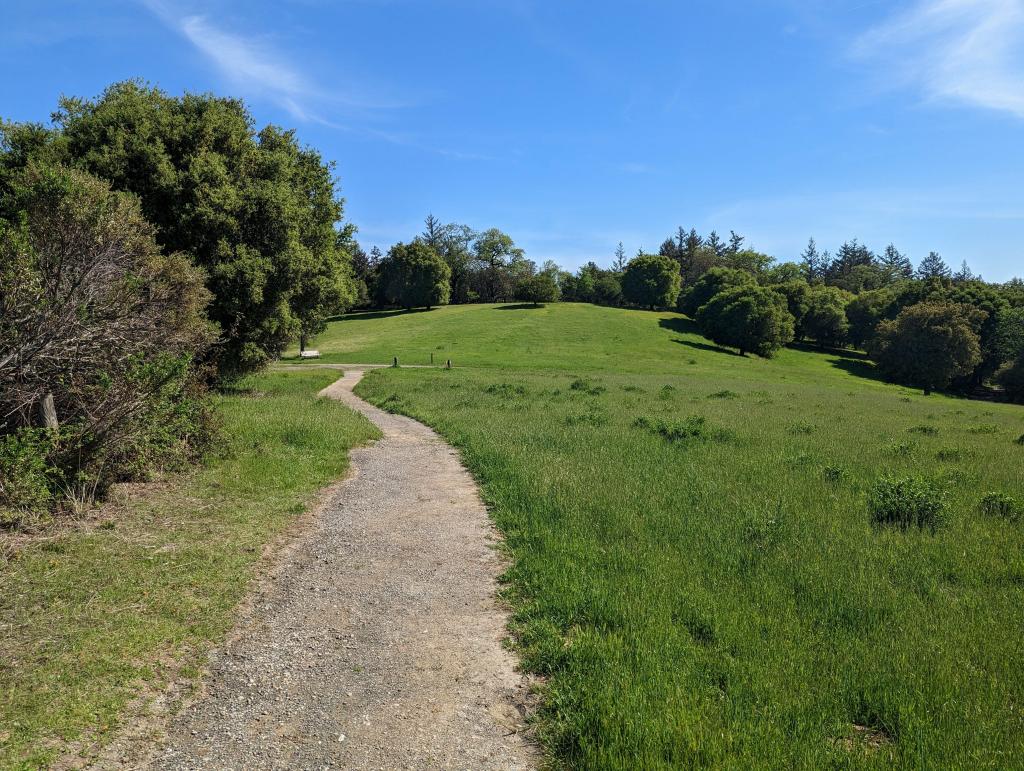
[613,242,628,272]
[917,251,952,280]
[952,260,978,283]
[706,230,726,257]
[879,243,914,281]
[800,238,827,282]
[727,230,745,254]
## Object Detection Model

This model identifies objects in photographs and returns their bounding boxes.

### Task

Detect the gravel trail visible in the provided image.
[141,368,537,770]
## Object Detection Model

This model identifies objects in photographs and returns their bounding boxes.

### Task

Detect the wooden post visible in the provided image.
[393,356,398,368]
[446,359,452,370]
[41,392,58,430]
[430,352,434,365]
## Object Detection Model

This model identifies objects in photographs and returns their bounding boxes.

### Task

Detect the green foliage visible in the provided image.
[868,476,948,531]
[0,164,216,518]
[633,415,730,444]
[0,429,58,522]
[979,492,1021,522]
[696,285,795,357]
[621,253,681,309]
[996,352,1024,403]
[802,286,852,347]
[868,302,984,394]
[845,288,898,348]
[1,81,356,378]
[515,271,561,306]
[379,241,452,309]
[679,266,756,318]
[771,280,811,338]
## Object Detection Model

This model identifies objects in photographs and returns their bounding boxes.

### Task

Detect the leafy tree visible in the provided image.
[917,251,951,279]
[593,272,624,306]
[845,287,899,348]
[622,253,681,309]
[994,307,1024,366]
[379,242,451,309]
[515,271,560,306]
[802,286,852,347]
[868,302,984,395]
[419,215,476,303]
[678,266,755,318]
[2,81,356,379]
[831,262,890,293]
[771,280,812,339]
[471,228,525,302]
[696,285,795,357]
[997,353,1024,403]
[763,262,804,285]
[725,249,773,276]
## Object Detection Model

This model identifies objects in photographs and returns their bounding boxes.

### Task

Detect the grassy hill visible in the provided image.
[309,303,1024,768]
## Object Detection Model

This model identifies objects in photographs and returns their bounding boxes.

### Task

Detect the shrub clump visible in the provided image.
[634,415,730,444]
[1016,434,1024,446]
[908,425,938,436]
[868,476,948,531]
[979,493,1022,523]
[485,382,527,398]
[707,389,740,400]
[569,378,606,396]
[822,465,847,483]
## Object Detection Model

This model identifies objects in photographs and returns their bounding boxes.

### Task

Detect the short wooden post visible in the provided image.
[41,393,58,430]
[430,352,434,365]
[446,359,452,370]
[393,356,398,368]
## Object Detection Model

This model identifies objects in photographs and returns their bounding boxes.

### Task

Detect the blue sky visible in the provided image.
[3,0,1023,280]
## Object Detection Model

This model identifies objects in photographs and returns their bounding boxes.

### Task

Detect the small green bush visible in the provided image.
[908,425,939,436]
[1016,434,1024,446]
[0,429,59,523]
[569,378,605,396]
[789,421,815,435]
[979,493,1021,523]
[485,382,527,398]
[822,465,847,483]
[634,415,730,444]
[935,447,964,462]
[885,441,917,457]
[868,476,948,531]
[707,390,739,400]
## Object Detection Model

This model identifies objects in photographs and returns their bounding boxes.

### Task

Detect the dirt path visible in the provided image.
[139,368,537,770]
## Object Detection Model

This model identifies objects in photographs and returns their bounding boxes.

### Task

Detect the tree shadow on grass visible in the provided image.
[329,308,434,322]
[657,317,744,357]
[494,303,543,310]
[826,356,889,385]
[789,340,870,361]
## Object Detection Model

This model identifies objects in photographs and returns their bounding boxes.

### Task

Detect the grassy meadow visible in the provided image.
[0,370,379,769]
[313,302,1024,768]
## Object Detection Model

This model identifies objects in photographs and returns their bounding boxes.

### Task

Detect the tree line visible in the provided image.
[1,81,361,522]
[359,218,1023,402]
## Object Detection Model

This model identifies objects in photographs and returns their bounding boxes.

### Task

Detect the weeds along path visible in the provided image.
[142,368,536,770]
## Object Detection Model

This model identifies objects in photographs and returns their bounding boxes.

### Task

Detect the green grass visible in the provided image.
[0,369,378,769]
[309,302,1024,768]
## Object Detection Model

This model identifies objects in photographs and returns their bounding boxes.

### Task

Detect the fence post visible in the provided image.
[446,359,452,370]
[393,356,398,368]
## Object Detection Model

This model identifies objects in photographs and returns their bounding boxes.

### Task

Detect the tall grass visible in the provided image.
[345,303,1024,768]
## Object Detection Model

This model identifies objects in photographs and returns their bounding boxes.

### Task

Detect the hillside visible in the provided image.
[305,302,1024,768]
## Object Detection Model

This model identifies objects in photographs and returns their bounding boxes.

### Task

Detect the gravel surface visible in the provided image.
[134,368,538,770]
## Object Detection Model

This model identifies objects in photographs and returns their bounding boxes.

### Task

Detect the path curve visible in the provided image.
[145,368,537,769]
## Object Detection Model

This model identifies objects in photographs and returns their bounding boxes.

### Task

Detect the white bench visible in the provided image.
[300,350,321,359]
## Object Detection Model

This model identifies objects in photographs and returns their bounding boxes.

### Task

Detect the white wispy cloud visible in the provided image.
[852,0,1024,118]
[140,0,411,123]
